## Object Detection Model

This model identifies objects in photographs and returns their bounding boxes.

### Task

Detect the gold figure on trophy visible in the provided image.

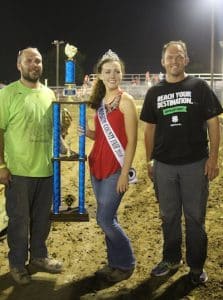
[65,43,78,60]
[64,43,78,101]
[65,194,76,210]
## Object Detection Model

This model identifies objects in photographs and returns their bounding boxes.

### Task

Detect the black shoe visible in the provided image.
[30,257,63,274]
[151,260,183,277]
[10,266,31,285]
[95,265,115,277]
[189,269,208,285]
[106,267,134,283]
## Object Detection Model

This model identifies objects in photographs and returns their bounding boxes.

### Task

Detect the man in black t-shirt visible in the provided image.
[140,40,223,285]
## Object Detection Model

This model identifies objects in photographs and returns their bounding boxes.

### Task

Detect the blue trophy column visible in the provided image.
[79,104,86,214]
[53,103,61,214]
[65,60,75,83]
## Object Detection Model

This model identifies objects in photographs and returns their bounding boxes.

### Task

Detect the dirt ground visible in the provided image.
[0,104,223,300]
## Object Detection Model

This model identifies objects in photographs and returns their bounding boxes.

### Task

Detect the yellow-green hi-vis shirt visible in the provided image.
[0,80,55,177]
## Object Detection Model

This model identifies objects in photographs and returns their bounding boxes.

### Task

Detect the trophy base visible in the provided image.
[50,207,89,222]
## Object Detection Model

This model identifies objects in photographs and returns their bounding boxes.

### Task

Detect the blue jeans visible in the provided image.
[153,159,208,271]
[5,175,52,269]
[91,171,135,270]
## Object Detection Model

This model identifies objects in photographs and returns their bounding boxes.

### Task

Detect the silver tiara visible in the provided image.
[101,49,119,62]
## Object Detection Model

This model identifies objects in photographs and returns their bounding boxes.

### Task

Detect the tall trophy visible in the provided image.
[63,43,78,101]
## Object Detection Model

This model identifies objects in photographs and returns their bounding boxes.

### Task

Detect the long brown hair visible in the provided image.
[89,57,125,110]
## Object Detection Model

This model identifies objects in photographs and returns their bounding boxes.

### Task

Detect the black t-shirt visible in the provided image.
[140,76,223,164]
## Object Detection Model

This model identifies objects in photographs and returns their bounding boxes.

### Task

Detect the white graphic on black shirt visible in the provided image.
[157,91,193,111]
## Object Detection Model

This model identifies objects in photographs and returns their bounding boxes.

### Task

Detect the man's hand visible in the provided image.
[204,157,219,181]
[0,168,12,186]
[147,161,154,181]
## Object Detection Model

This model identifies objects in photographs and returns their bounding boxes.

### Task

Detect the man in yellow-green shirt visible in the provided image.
[0,48,63,285]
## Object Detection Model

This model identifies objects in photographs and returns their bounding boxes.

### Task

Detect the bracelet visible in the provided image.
[0,163,6,169]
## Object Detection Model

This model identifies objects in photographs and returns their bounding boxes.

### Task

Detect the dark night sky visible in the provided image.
[1,0,223,83]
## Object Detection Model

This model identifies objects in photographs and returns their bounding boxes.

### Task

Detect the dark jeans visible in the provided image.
[5,175,52,269]
[91,171,135,270]
[153,159,208,271]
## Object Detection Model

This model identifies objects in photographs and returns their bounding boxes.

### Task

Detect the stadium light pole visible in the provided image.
[219,41,223,103]
[52,40,64,88]
[210,0,215,89]
[219,41,223,74]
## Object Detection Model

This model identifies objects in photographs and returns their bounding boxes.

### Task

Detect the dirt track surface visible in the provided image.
[0,106,223,300]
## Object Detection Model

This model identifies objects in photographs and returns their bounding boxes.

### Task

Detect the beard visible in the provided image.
[21,68,42,83]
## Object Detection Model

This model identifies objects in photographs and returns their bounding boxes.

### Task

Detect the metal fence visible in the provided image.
[89,73,223,82]
[50,73,223,103]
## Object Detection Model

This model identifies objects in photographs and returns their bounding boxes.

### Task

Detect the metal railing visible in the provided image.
[89,73,223,82]
[50,73,223,102]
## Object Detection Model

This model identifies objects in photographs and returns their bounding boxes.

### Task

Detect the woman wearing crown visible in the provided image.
[84,50,138,282]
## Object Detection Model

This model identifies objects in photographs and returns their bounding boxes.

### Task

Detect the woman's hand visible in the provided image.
[77,125,85,136]
[78,123,95,140]
[116,173,129,193]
